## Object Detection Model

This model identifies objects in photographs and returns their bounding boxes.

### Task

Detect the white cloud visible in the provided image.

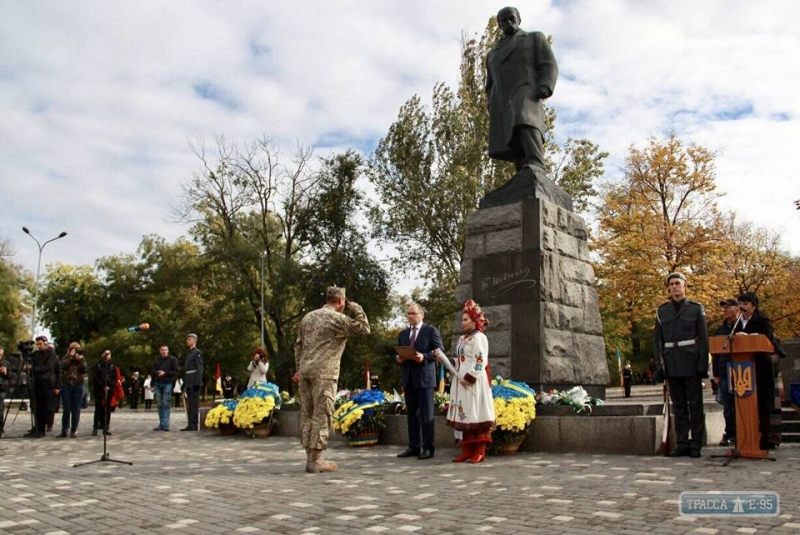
[1,0,798,288]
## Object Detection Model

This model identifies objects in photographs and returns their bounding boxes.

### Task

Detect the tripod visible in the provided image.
[74,379,131,467]
[2,356,38,439]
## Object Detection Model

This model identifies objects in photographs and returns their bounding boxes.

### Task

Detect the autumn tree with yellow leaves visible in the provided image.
[594,135,799,371]
[594,135,725,361]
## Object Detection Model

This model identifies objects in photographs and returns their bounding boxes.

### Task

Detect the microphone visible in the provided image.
[127,323,151,332]
[722,314,742,351]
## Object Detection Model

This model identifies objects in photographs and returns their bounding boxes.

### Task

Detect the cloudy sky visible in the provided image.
[2,0,799,293]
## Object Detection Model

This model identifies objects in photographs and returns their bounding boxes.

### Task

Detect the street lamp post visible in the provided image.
[22,227,67,339]
[260,251,266,351]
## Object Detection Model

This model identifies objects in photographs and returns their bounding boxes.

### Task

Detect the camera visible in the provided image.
[17,340,34,357]
[17,340,34,365]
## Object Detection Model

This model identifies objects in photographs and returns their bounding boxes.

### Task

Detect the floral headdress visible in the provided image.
[463,299,489,332]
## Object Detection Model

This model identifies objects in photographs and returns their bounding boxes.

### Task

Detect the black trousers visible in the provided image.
[404,384,435,451]
[186,385,200,428]
[668,375,706,450]
[93,390,113,430]
[755,355,774,446]
[33,382,54,434]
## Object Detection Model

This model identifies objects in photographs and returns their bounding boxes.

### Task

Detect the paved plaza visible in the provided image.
[1,407,799,535]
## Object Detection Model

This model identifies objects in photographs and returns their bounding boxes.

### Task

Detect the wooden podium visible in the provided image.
[710,334,774,460]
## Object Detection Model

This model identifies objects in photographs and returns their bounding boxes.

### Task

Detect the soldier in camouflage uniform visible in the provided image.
[654,272,709,458]
[294,287,370,473]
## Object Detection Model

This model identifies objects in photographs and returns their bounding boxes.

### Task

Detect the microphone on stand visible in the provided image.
[722,314,742,351]
[127,323,151,332]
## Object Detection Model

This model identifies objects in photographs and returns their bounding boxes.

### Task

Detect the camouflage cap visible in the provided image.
[326,286,346,299]
[665,272,686,285]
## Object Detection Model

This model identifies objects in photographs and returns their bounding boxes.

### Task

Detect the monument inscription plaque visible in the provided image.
[473,251,539,306]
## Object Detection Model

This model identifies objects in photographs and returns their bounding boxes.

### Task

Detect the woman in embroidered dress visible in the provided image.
[437,300,495,463]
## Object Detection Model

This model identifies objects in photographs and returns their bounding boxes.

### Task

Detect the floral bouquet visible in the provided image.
[281,390,299,406]
[537,386,604,415]
[205,399,238,429]
[433,391,450,415]
[233,381,281,435]
[332,389,387,446]
[491,376,537,451]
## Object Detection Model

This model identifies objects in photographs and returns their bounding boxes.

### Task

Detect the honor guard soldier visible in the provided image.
[654,272,709,458]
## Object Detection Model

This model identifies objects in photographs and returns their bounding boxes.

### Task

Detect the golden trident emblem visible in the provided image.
[729,362,754,398]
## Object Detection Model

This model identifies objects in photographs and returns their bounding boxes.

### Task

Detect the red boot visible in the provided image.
[469,443,486,464]
[452,443,473,462]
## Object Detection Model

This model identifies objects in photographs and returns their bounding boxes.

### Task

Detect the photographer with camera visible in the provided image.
[58,342,86,438]
[24,336,59,438]
[247,347,269,388]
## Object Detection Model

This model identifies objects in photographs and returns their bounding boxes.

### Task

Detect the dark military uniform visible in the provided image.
[654,298,709,454]
[183,346,203,431]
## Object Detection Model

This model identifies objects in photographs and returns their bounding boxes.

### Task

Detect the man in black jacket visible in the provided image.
[25,336,59,438]
[654,273,709,458]
[735,292,786,450]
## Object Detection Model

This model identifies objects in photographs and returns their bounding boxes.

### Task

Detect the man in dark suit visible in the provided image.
[486,6,558,172]
[735,292,786,450]
[396,303,444,460]
[654,272,709,458]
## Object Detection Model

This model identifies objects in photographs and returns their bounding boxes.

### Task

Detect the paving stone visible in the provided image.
[0,410,796,534]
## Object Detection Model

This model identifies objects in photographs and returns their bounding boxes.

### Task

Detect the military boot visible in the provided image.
[306,449,337,473]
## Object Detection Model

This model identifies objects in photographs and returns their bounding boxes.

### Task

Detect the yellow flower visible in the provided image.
[205,404,234,428]
[233,397,275,429]
[494,396,536,432]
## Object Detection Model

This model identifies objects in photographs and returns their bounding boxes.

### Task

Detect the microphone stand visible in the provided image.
[74,365,132,467]
[721,313,742,352]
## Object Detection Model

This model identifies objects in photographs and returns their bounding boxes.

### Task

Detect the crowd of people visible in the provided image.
[2,274,787,473]
[0,333,205,438]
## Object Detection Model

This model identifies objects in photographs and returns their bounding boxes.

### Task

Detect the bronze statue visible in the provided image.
[486,7,558,173]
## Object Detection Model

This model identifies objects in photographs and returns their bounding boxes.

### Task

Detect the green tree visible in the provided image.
[37,264,107,346]
[179,138,393,388]
[0,239,30,347]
